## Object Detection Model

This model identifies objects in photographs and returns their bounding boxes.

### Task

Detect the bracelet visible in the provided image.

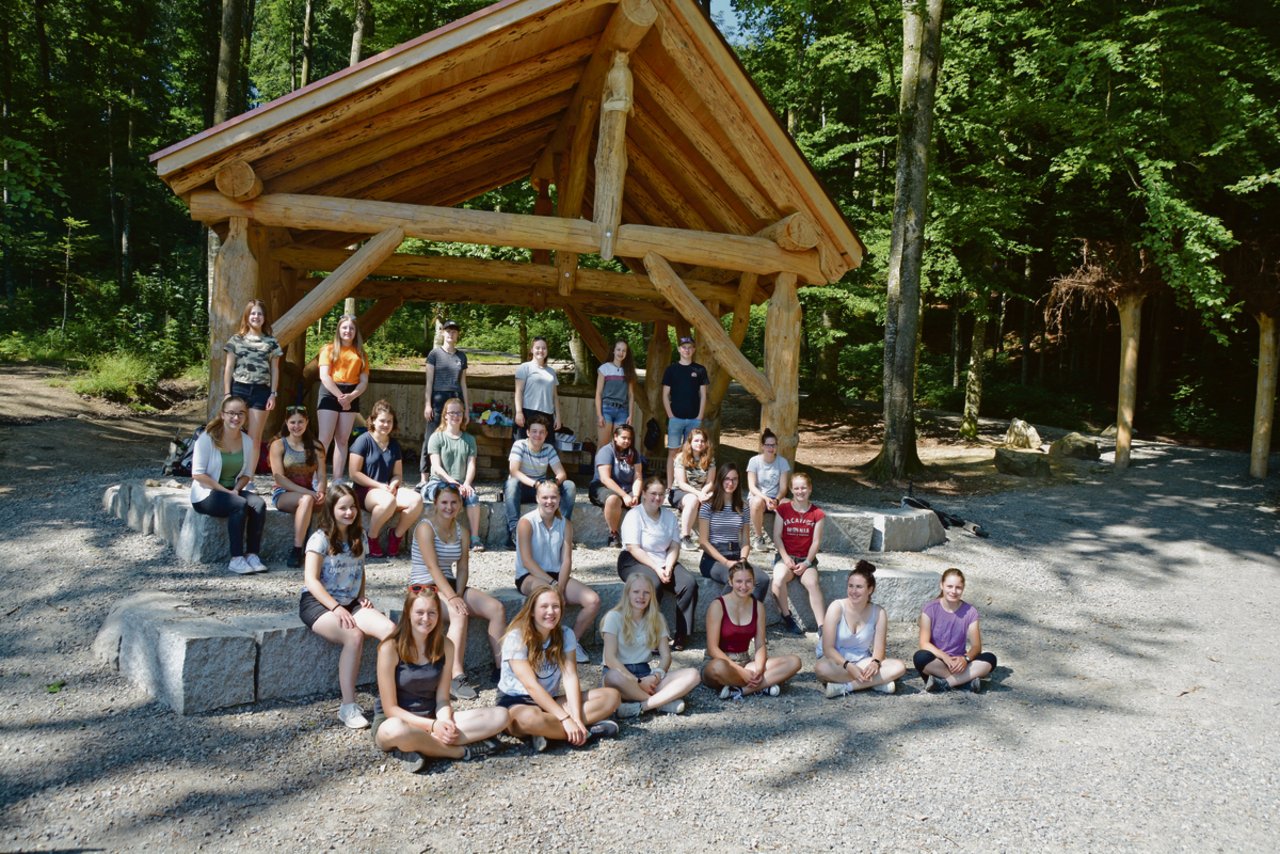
[269,391,277,396]
[557,715,569,723]
[964,654,972,663]
[872,658,881,665]
[429,719,435,732]
[843,661,854,670]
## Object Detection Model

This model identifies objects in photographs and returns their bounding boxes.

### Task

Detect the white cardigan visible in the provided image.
[190,430,255,503]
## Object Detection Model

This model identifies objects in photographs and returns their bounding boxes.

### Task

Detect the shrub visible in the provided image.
[69,351,162,408]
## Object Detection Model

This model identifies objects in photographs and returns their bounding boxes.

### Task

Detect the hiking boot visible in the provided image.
[450,675,477,701]
[338,703,369,729]
[389,749,426,773]
[873,680,897,695]
[779,612,805,637]
[824,681,851,699]
[616,702,643,719]
[228,556,254,575]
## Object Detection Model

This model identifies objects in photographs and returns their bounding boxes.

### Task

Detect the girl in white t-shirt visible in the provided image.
[601,573,700,717]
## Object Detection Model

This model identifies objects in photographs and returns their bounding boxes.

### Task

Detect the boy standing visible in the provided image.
[661,336,709,487]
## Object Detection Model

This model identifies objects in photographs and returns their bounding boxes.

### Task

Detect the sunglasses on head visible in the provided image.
[286,405,307,414]
[408,583,437,596]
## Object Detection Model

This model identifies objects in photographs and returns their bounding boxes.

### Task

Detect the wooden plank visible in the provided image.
[593,52,633,260]
[760,273,801,464]
[644,252,773,403]
[273,227,404,348]
[156,0,612,191]
[189,192,823,280]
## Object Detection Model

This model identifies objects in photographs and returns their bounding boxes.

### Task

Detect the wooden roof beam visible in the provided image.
[564,306,613,364]
[272,227,404,347]
[594,52,632,261]
[644,251,774,404]
[273,245,740,305]
[190,191,825,281]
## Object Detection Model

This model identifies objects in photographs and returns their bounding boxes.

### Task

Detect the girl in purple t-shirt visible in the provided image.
[914,568,997,693]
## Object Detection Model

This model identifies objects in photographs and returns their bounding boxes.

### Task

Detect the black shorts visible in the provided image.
[299,590,364,628]
[517,573,560,595]
[316,382,361,413]
[496,691,544,708]
[231,381,272,410]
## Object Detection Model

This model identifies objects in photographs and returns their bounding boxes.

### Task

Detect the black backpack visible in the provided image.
[162,426,205,477]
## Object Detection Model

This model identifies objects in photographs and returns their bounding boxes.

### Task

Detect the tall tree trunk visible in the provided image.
[1113,292,1145,470]
[350,0,373,65]
[816,307,841,392]
[240,0,256,108]
[568,328,589,385]
[0,5,11,303]
[214,0,244,124]
[959,291,989,439]
[1250,311,1277,478]
[951,302,962,388]
[300,0,315,86]
[870,0,944,481]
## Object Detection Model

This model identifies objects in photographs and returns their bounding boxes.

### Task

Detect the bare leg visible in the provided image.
[443,604,470,681]
[770,561,793,616]
[666,449,679,494]
[464,588,507,669]
[276,492,316,547]
[641,668,700,710]
[679,494,699,538]
[247,409,268,473]
[331,411,357,480]
[315,410,338,481]
[465,503,481,541]
[365,489,396,539]
[702,659,744,690]
[799,569,826,626]
[309,614,366,704]
[561,578,601,644]
[743,654,801,695]
[375,707,508,759]
[749,495,766,540]
[603,494,624,536]
[392,489,424,536]
[505,689,621,740]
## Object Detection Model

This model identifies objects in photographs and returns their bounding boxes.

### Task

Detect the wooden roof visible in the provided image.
[152,0,862,310]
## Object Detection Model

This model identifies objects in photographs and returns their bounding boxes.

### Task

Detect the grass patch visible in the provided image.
[0,330,80,365]
[70,351,162,409]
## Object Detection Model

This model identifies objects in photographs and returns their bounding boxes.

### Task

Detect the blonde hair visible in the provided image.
[506,585,566,672]
[330,314,367,360]
[608,573,667,652]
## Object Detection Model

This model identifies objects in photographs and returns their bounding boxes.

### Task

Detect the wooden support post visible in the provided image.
[207,216,258,417]
[214,159,264,201]
[1251,310,1277,478]
[761,273,801,465]
[644,321,671,439]
[564,307,612,365]
[594,52,633,260]
[532,179,553,266]
[703,272,758,447]
[644,252,774,404]
[272,227,404,348]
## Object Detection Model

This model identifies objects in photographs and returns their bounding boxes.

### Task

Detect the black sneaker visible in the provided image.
[461,738,500,761]
[286,546,303,568]
[450,675,478,701]
[586,719,620,741]
[390,749,426,773]
[925,675,950,693]
[489,664,502,684]
[779,612,805,636]
[968,676,983,694]
[606,531,621,548]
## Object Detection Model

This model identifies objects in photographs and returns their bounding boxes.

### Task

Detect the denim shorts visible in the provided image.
[603,661,652,680]
[231,381,272,410]
[601,405,629,426]
[667,416,701,449]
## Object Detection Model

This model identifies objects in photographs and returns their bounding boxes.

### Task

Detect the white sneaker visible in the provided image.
[659,699,686,715]
[616,701,643,719]
[765,685,780,697]
[228,556,253,575]
[873,680,897,695]
[244,554,267,573]
[824,681,850,699]
[338,703,369,729]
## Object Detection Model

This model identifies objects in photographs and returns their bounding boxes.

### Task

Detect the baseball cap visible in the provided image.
[678,336,695,345]
[441,320,461,330]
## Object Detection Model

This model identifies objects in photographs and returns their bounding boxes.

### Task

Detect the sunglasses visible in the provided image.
[286,405,307,414]
[408,583,437,595]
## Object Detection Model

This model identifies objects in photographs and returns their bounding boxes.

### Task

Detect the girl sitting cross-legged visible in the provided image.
[814,560,906,698]
[702,563,801,701]
[601,573,700,718]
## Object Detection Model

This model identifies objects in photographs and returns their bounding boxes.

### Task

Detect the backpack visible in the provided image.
[162,426,205,478]
[643,418,662,454]
[901,495,989,538]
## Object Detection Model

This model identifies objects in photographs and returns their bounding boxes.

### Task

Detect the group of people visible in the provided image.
[189,302,998,769]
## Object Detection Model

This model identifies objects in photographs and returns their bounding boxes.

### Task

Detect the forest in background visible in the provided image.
[1,0,1277,447]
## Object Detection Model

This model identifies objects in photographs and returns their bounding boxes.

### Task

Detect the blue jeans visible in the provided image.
[503,477,577,535]
[667,416,701,449]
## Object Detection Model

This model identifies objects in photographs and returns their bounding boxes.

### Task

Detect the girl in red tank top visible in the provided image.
[702,564,801,699]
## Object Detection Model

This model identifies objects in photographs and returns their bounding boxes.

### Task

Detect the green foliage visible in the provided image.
[69,351,161,407]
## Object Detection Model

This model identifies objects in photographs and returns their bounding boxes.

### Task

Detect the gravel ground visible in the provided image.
[1,405,1278,852]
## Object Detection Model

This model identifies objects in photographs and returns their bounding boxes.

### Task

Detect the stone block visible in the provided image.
[151,491,190,551]
[994,447,1051,477]
[869,507,947,552]
[1004,418,1042,449]
[822,511,873,552]
[93,591,190,669]
[231,614,380,702]
[102,484,123,516]
[124,483,155,535]
[118,613,257,714]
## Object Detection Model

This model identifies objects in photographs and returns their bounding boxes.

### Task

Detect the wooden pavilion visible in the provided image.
[150,0,863,462]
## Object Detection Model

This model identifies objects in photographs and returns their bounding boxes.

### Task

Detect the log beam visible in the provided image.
[564,307,612,365]
[644,252,774,404]
[702,272,758,445]
[594,52,633,260]
[273,227,404,348]
[190,192,823,280]
[761,273,801,465]
[215,160,263,201]
[531,179,553,266]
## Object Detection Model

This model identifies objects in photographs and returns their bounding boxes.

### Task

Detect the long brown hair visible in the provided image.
[320,483,365,557]
[612,338,637,385]
[236,299,272,336]
[330,313,367,360]
[278,407,320,468]
[204,395,248,445]
[678,427,713,470]
[710,461,744,513]
[507,584,566,672]
[385,585,446,665]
